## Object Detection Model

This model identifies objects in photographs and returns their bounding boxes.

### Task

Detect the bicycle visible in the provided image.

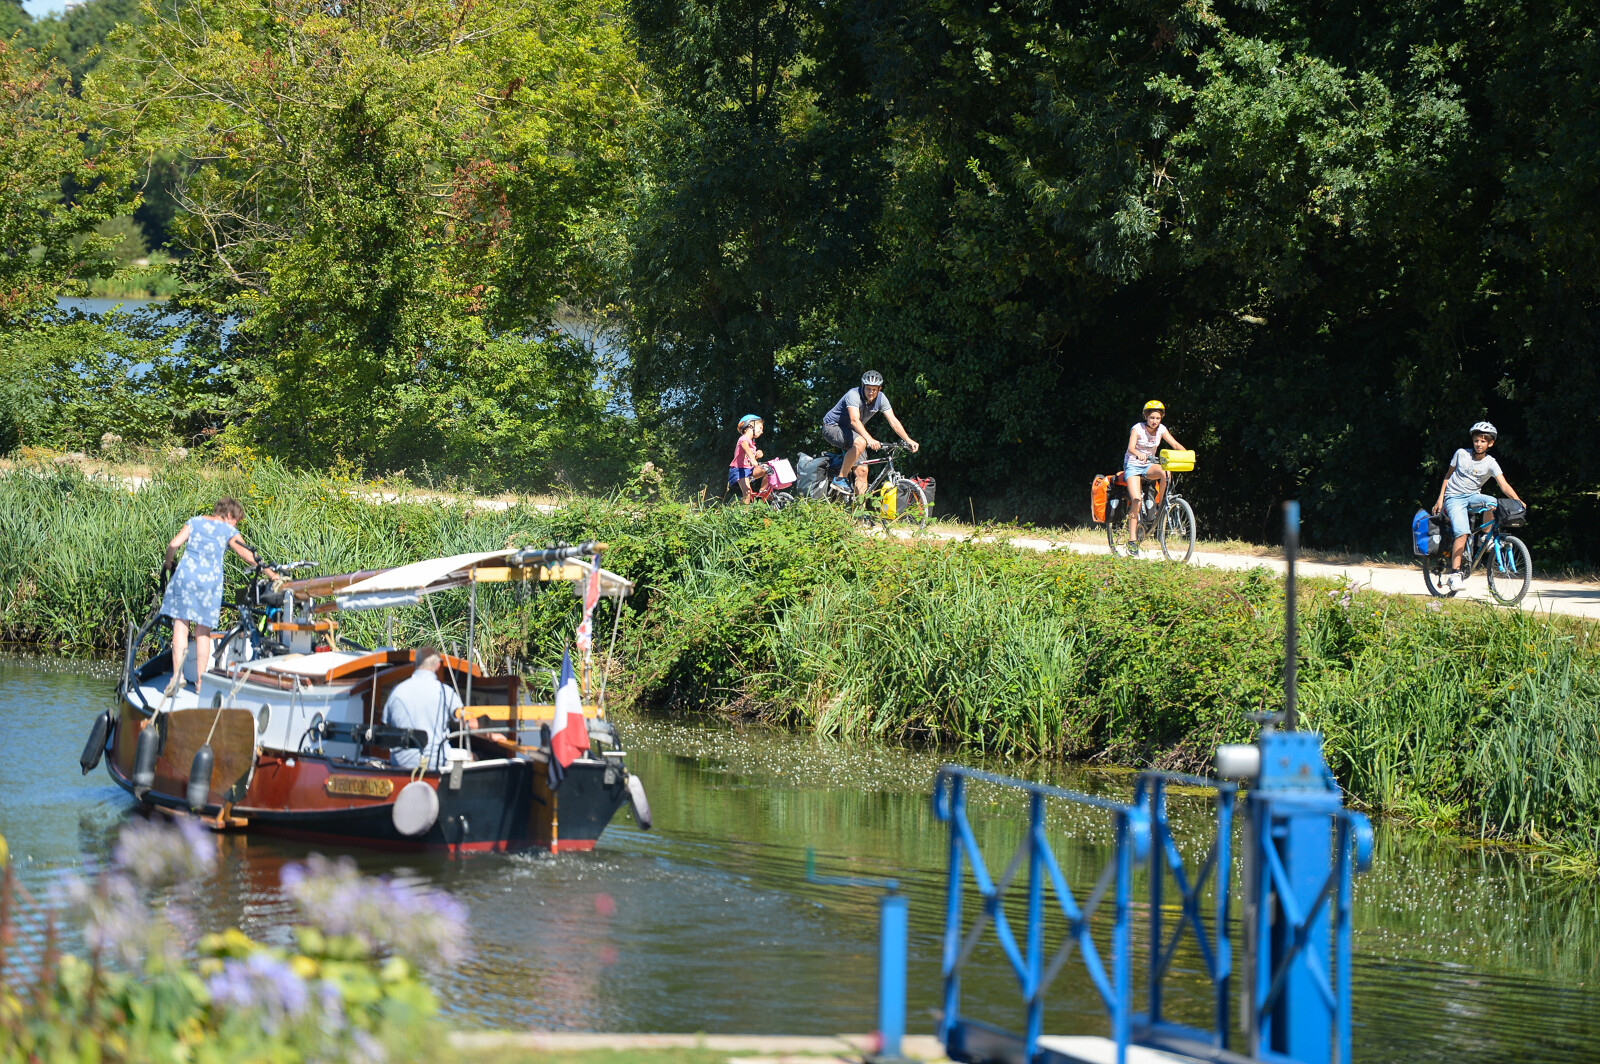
[213,558,319,668]
[750,461,798,511]
[1103,451,1197,562]
[825,442,931,532]
[1422,503,1531,606]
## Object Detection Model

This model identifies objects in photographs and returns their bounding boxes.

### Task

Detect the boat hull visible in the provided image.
[105,700,631,854]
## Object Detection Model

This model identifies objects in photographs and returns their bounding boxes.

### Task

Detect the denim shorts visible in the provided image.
[1123,455,1152,478]
[1443,492,1495,538]
[727,466,754,486]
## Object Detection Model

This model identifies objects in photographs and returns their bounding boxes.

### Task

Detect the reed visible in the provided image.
[3,463,1598,866]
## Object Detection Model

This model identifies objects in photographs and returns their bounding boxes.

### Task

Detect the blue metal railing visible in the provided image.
[1133,771,1237,1057]
[933,765,1151,1064]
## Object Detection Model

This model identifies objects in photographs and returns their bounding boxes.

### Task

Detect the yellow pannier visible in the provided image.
[1159,449,1195,472]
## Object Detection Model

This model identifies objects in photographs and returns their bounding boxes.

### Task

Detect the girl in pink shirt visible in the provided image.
[728,415,768,503]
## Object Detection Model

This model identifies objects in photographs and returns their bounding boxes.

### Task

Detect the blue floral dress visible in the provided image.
[159,516,236,629]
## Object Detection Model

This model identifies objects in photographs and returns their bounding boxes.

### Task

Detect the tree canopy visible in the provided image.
[2,0,1598,556]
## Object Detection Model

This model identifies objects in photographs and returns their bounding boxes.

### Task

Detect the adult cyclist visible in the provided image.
[822,370,919,496]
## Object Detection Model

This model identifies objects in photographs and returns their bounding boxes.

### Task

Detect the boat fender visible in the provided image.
[187,744,214,811]
[80,709,112,775]
[393,780,439,837]
[133,721,162,796]
[626,773,652,831]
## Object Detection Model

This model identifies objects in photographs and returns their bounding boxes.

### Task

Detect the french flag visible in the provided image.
[549,649,588,787]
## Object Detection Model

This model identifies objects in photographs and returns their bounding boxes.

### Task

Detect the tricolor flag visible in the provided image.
[549,649,588,786]
[574,556,603,660]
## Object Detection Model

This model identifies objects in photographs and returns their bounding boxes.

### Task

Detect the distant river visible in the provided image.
[2,656,1596,1060]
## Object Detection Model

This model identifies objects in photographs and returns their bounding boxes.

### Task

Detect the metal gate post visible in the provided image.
[880,890,909,1061]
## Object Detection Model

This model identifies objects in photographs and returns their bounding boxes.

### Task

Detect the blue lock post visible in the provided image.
[807,849,915,1064]
[1218,502,1373,1064]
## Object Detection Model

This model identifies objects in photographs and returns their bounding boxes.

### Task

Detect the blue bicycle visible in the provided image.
[1422,503,1531,606]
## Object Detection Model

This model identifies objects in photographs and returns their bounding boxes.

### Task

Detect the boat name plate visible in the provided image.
[325,776,395,799]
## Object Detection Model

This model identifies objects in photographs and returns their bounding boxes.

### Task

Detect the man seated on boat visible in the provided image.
[383,647,462,771]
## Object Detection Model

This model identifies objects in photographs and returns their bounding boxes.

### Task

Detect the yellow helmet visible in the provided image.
[1143,400,1166,413]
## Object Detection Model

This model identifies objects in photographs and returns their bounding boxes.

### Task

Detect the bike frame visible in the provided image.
[1463,510,1512,576]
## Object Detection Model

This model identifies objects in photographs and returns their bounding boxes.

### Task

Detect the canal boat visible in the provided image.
[81,543,651,854]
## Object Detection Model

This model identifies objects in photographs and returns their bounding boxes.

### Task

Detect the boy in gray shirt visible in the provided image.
[1431,421,1526,590]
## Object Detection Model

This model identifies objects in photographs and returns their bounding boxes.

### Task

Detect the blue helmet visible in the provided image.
[738,414,763,428]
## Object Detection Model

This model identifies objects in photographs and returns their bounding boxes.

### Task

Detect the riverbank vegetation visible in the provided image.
[3,0,1600,559]
[3,464,1596,868]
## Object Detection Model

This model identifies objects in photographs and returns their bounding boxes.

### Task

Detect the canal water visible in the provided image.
[2,656,1597,1061]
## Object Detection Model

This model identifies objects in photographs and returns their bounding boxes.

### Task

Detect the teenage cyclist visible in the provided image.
[1123,400,1183,554]
[822,370,919,496]
[1431,421,1525,590]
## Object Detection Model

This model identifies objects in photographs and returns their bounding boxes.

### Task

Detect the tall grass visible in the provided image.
[3,462,1599,867]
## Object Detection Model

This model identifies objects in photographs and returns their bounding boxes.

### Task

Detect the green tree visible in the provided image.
[0,35,130,324]
[90,0,651,489]
[622,0,885,475]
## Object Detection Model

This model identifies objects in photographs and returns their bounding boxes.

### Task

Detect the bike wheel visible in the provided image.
[768,491,796,512]
[1486,535,1532,607]
[887,477,929,532]
[1158,497,1197,563]
[1422,554,1455,598]
[1104,499,1123,556]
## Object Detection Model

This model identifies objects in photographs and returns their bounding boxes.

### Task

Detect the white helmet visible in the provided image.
[860,370,884,387]
[1470,421,1498,439]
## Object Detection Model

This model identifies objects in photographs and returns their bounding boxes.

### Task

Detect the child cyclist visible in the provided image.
[1123,400,1184,553]
[1431,421,1525,590]
[728,414,769,504]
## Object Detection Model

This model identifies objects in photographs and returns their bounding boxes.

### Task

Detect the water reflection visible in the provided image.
[1,658,1596,1060]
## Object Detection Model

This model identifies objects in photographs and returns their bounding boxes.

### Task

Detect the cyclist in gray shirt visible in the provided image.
[821,370,919,496]
[1431,421,1525,590]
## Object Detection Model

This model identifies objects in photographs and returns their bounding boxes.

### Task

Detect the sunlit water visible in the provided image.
[2,657,1597,1060]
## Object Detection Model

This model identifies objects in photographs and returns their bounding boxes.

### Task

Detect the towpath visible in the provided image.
[921,529,1600,620]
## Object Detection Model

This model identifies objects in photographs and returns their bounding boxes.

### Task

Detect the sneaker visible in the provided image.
[1126,541,1140,556]
[830,477,853,497]
[1444,570,1465,590]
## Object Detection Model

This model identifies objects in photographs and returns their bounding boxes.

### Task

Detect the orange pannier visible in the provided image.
[1091,475,1110,525]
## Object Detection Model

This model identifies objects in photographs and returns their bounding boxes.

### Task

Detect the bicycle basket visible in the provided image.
[1158,448,1195,472]
[1496,498,1527,528]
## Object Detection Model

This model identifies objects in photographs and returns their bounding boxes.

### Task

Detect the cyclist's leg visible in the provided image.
[850,431,870,495]
[1149,464,1167,505]
[1442,493,1471,571]
[1125,471,1143,542]
[823,422,853,492]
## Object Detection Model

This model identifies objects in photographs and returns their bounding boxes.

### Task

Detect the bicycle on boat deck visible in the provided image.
[1098,449,1197,563]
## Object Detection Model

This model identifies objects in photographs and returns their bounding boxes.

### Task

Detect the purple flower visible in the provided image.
[207,952,309,1032]
[113,816,215,888]
[280,854,469,967]
[57,871,179,970]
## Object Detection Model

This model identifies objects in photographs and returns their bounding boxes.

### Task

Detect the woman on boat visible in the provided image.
[160,497,275,694]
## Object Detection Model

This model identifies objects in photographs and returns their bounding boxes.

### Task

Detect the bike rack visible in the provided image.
[933,765,1150,1064]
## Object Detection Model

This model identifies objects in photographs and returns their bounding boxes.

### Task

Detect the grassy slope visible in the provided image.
[2,463,1597,867]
